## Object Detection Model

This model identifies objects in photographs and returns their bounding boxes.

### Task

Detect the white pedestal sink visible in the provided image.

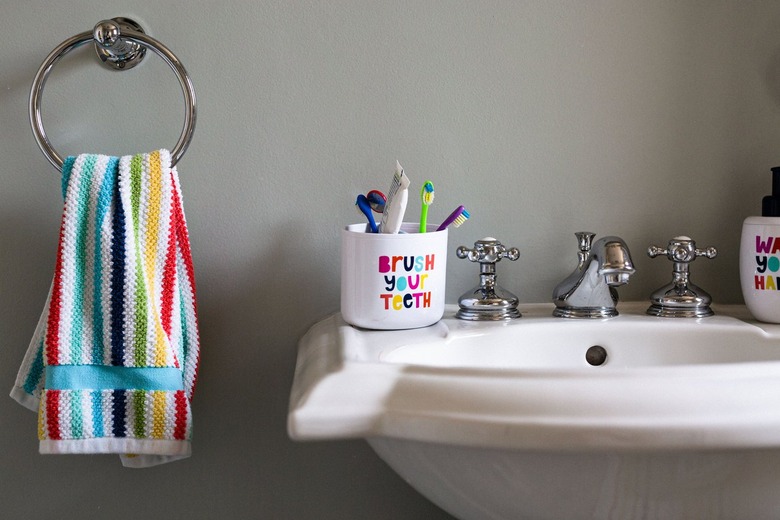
[288,302,780,519]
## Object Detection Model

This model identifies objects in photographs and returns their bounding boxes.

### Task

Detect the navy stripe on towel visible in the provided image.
[109,180,126,366]
[111,389,126,438]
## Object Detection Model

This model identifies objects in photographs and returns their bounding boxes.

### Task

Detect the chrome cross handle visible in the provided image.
[455,237,521,321]
[456,237,520,265]
[647,236,717,265]
[646,236,718,318]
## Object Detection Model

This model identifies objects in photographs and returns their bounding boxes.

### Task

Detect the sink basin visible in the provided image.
[381,313,780,369]
[288,302,780,519]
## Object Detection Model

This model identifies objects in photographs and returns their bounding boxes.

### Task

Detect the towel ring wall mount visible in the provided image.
[30,17,196,171]
[93,17,147,71]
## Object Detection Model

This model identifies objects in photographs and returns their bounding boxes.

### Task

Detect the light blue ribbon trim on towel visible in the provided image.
[45,366,183,391]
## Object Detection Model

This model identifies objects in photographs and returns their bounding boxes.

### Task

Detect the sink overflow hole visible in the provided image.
[586,345,608,366]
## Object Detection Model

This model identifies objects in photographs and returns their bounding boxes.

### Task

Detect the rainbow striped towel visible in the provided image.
[10,150,199,468]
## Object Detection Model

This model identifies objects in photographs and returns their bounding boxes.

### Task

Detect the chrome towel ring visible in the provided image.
[29,17,197,171]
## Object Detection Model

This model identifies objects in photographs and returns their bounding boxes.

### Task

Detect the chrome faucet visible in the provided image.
[552,232,636,318]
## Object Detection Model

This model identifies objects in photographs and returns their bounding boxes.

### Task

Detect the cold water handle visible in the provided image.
[647,236,717,318]
[455,237,521,321]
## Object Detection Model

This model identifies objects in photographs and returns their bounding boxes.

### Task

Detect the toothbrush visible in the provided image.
[419,181,434,233]
[436,205,470,231]
[379,161,410,234]
[356,194,378,233]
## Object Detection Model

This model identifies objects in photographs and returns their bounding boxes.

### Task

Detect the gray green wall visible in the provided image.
[2,1,779,518]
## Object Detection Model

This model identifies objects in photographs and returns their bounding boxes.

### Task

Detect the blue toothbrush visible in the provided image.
[356,194,378,233]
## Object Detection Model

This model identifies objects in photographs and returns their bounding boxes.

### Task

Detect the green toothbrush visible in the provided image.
[419,181,435,233]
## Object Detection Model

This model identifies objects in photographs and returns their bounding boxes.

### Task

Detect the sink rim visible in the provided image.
[288,302,780,452]
[345,302,780,374]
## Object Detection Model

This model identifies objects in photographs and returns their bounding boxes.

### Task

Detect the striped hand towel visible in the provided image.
[10,149,200,468]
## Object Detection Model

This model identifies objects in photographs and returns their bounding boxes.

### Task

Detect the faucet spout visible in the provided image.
[599,237,636,283]
[552,234,635,318]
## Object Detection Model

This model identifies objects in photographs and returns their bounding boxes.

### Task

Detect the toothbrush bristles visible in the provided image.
[422,182,434,204]
[452,210,470,227]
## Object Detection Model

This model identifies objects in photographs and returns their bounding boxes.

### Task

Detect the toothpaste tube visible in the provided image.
[379,160,410,234]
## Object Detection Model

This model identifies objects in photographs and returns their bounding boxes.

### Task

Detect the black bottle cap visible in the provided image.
[762,167,780,216]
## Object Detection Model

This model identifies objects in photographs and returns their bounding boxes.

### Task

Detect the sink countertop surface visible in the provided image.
[288,302,780,451]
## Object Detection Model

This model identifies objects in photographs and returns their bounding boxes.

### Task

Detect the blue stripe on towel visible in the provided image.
[22,338,45,395]
[45,366,183,391]
[69,155,98,364]
[91,391,104,438]
[61,156,77,199]
[92,157,119,364]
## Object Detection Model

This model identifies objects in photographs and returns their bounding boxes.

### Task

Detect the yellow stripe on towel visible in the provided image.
[142,151,170,367]
[151,390,167,439]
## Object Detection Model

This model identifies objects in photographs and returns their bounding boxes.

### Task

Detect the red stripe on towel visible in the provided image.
[172,177,200,391]
[160,202,177,341]
[173,390,188,440]
[45,215,67,365]
[46,390,62,440]
[172,178,197,306]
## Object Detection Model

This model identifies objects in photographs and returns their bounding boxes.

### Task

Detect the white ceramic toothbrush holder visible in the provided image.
[740,216,780,323]
[341,223,448,330]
